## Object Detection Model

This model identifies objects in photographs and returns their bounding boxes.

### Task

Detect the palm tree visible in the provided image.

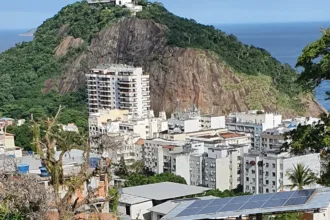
[285,163,317,190]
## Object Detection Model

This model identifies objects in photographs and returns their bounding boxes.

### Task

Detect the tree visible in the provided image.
[116,156,128,177]
[285,164,317,190]
[28,106,122,219]
[265,212,302,220]
[7,123,33,150]
[296,28,330,91]
[124,173,187,187]
[205,189,250,198]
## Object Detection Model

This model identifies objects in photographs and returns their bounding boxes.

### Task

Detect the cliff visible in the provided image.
[59,18,325,118]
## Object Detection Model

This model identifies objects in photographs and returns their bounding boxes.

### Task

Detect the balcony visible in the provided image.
[120,98,137,103]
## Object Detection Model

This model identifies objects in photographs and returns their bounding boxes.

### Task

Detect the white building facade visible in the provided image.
[226,110,282,149]
[86,64,150,118]
[243,151,321,194]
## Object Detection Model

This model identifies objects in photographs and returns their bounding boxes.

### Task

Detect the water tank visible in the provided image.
[17,164,29,174]
[39,167,49,177]
[89,157,100,168]
[8,155,15,158]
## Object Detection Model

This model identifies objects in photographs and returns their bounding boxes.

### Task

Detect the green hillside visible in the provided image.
[0,1,306,133]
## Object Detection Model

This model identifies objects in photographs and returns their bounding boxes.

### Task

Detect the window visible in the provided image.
[266,163,269,168]
[272,181,276,186]
[265,171,269,176]
[272,163,276,168]
[272,172,276,177]
[266,180,269,184]
[246,186,250,190]
[266,188,269,193]
[252,169,255,174]
[252,186,255,191]
[252,178,255,182]
[100,175,105,182]
[246,177,249,181]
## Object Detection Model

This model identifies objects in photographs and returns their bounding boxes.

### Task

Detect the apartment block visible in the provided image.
[187,132,250,153]
[143,138,205,184]
[226,110,282,149]
[86,64,150,118]
[243,151,321,194]
[203,145,249,190]
[168,106,225,134]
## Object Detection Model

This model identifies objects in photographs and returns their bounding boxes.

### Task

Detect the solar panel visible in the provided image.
[174,189,316,217]
[250,193,274,202]
[291,189,315,198]
[284,197,310,206]
[239,201,266,210]
[197,205,224,214]
[176,208,202,217]
[219,203,244,212]
[187,200,213,208]
[270,191,294,200]
[228,195,253,204]
[208,198,232,206]
[262,199,288,208]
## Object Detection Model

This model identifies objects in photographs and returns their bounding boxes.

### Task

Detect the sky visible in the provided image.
[0,0,329,29]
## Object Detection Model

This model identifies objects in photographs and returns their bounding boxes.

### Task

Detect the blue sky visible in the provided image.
[0,0,329,29]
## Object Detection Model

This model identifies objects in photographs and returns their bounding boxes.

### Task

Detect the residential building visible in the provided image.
[189,154,203,186]
[282,117,320,128]
[243,151,321,194]
[0,133,23,158]
[260,127,290,151]
[226,110,282,149]
[143,138,205,184]
[168,106,225,134]
[118,182,210,220]
[62,123,79,133]
[87,0,143,13]
[159,128,228,141]
[203,144,249,190]
[187,132,250,153]
[86,64,150,118]
[89,109,129,136]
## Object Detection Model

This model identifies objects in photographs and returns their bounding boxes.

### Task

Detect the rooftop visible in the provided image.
[163,188,330,220]
[135,138,144,146]
[219,132,245,139]
[122,182,210,201]
[119,193,151,205]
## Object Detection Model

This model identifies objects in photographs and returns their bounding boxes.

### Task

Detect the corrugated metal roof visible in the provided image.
[162,188,330,220]
[122,182,210,201]
[119,193,151,205]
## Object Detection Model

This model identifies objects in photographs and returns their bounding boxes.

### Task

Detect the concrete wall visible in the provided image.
[216,157,230,190]
[130,201,153,220]
[175,154,190,184]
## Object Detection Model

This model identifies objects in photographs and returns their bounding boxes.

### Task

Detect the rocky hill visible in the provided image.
[0,1,325,130]
[59,18,324,117]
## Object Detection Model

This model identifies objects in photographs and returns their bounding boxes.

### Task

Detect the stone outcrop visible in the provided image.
[55,36,84,57]
[57,18,325,118]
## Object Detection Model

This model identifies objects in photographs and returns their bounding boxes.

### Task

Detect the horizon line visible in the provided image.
[211,20,330,26]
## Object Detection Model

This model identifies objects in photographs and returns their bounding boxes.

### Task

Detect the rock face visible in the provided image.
[58,18,325,118]
[54,36,84,57]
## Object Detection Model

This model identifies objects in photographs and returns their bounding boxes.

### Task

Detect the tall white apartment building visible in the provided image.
[203,144,249,190]
[226,110,282,149]
[86,64,150,118]
[243,151,321,194]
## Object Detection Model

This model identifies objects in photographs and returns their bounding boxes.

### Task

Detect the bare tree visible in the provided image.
[29,106,122,219]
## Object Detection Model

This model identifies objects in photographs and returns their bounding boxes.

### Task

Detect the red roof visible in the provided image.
[163,145,175,150]
[135,138,145,146]
[219,132,244,139]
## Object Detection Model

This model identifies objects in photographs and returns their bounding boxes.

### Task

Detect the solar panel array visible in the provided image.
[176,189,315,217]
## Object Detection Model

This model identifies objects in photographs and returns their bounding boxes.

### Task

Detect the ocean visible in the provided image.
[0,23,330,110]
[0,30,33,52]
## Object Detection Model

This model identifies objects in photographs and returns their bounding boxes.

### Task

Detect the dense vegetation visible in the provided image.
[0,2,130,134]
[137,2,302,99]
[124,173,187,187]
[0,0,315,137]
